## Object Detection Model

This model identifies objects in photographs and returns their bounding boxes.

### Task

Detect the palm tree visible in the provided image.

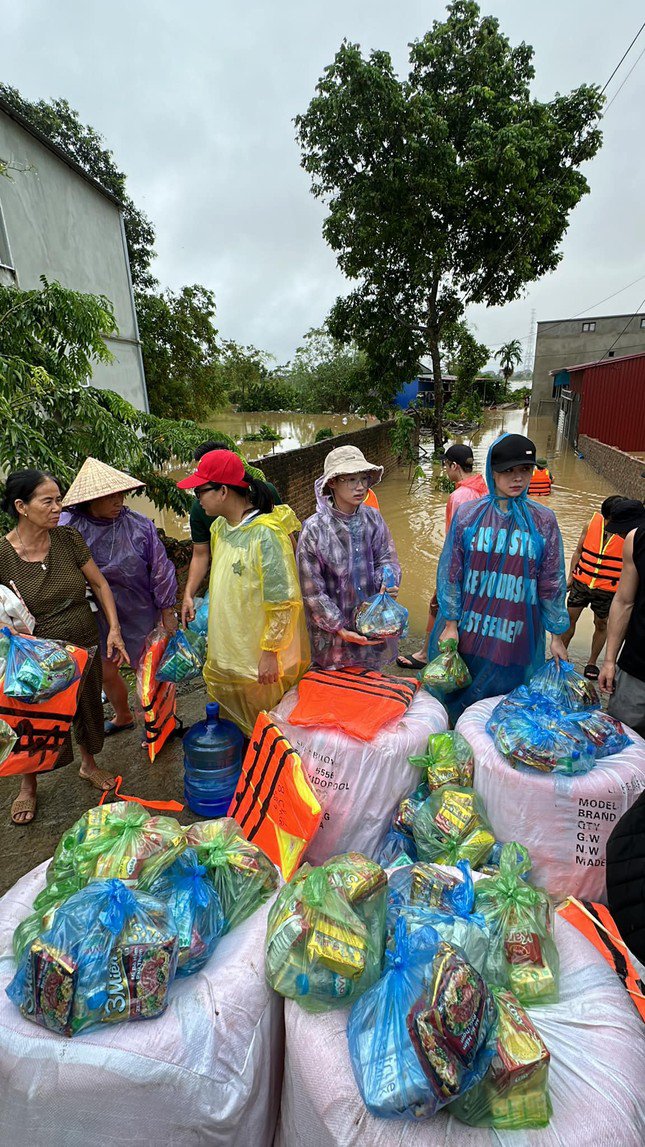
[495,339,523,389]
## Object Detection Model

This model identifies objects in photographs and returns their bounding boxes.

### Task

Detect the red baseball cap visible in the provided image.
[176,449,249,490]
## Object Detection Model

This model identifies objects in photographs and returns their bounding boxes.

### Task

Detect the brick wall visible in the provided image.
[578,435,645,501]
[258,419,414,521]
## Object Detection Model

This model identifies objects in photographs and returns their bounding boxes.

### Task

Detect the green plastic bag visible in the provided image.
[13,872,86,963]
[474,843,559,1006]
[420,639,471,697]
[265,853,386,1013]
[185,817,279,933]
[409,730,474,791]
[413,785,495,869]
[451,987,552,1129]
[47,804,185,890]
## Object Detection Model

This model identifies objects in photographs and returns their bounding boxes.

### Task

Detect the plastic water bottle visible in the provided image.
[554,748,595,776]
[183,702,245,817]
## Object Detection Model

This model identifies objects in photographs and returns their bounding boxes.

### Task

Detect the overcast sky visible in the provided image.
[2,0,645,368]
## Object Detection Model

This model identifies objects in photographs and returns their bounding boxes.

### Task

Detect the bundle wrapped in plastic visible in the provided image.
[388,859,475,918]
[486,687,559,736]
[376,828,418,869]
[474,844,559,1006]
[187,591,209,636]
[265,853,386,1012]
[420,639,472,698]
[392,781,429,841]
[451,987,551,1129]
[7,879,179,1036]
[354,592,409,640]
[413,785,495,869]
[48,804,185,890]
[528,658,599,711]
[12,870,86,963]
[561,708,631,759]
[409,731,474,791]
[156,629,205,683]
[347,917,497,1120]
[493,710,595,775]
[185,818,279,933]
[3,630,78,702]
[147,848,225,975]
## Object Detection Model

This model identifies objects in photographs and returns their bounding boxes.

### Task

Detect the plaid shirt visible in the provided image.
[297,482,401,669]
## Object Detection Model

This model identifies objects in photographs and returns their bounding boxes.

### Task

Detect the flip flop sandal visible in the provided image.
[583,664,600,680]
[10,795,37,825]
[104,719,135,737]
[396,654,427,671]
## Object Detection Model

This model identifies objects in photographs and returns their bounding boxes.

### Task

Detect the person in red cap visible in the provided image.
[177,450,309,735]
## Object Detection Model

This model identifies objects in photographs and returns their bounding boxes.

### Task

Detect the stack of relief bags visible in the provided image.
[7,807,278,1037]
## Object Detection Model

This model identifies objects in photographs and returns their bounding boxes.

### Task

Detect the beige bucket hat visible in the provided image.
[321,445,383,490]
[62,457,145,507]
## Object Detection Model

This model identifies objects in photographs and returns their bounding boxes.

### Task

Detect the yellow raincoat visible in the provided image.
[203,505,310,735]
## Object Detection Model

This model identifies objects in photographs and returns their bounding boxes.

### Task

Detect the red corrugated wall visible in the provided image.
[570,357,645,452]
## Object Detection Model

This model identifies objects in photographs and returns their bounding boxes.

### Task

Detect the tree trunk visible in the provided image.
[427,330,444,456]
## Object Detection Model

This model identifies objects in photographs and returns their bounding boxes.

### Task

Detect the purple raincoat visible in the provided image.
[296,476,401,670]
[59,506,177,668]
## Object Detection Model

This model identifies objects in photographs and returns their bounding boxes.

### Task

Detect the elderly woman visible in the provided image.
[59,457,178,735]
[0,469,129,824]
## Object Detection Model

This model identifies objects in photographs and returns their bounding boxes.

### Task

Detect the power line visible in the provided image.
[600,20,645,95]
[604,42,645,111]
[600,296,645,359]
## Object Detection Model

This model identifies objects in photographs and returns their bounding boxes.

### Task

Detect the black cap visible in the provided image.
[490,434,537,472]
[606,499,645,537]
[442,444,474,468]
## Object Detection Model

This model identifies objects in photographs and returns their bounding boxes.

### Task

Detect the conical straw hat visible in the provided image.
[62,457,145,507]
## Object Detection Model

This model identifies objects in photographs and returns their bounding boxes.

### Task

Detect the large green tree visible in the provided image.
[495,338,524,388]
[295,0,603,449]
[287,326,377,414]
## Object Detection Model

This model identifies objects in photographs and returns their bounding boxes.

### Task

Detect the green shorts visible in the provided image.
[567,580,614,620]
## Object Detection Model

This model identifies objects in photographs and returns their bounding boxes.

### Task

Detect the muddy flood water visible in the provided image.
[154,405,618,671]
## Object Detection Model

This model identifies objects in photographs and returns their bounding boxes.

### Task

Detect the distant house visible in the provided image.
[394,361,454,409]
[531,312,645,413]
[552,351,645,453]
[0,96,148,410]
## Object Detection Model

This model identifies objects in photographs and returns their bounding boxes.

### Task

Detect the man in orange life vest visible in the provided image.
[562,495,626,679]
[528,457,553,496]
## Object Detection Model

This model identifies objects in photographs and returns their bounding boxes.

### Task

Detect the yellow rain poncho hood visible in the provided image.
[203,505,310,735]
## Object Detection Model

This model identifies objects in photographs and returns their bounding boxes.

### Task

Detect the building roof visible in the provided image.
[538,313,645,327]
[0,95,121,207]
[549,351,645,376]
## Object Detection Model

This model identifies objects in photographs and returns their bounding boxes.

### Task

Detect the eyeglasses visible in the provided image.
[196,483,221,498]
[335,473,371,488]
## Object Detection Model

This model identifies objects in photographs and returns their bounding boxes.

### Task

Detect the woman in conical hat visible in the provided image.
[60,458,178,736]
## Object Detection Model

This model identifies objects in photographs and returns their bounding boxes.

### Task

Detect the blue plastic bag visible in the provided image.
[147,848,225,975]
[354,590,408,639]
[561,708,631,759]
[376,828,418,868]
[156,628,205,683]
[493,709,595,774]
[388,858,475,919]
[486,687,559,737]
[347,916,497,1120]
[3,629,78,702]
[528,658,599,712]
[7,879,179,1036]
[187,592,209,636]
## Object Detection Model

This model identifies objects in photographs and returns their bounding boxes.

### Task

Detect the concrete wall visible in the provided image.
[257,419,413,521]
[0,109,148,410]
[531,314,645,411]
[578,435,645,502]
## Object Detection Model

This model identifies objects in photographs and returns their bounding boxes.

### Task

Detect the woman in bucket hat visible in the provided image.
[60,458,178,736]
[296,445,402,670]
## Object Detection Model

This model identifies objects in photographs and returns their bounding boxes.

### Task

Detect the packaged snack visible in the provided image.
[347,917,497,1120]
[420,640,472,697]
[413,785,495,870]
[47,804,185,891]
[485,687,559,737]
[147,848,225,975]
[452,988,551,1129]
[376,827,418,868]
[392,781,429,839]
[528,658,599,711]
[13,870,86,963]
[493,710,595,774]
[265,855,386,1012]
[3,630,78,703]
[354,592,409,640]
[7,880,179,1036]
[474,843,559,1006]
[186,818,279,933]
[561,708,631,759]
[388,858,475,918]
[409,730,474,791]
[156,629,205,684]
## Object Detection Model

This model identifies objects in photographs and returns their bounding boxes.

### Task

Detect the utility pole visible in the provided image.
[523,309,537,375]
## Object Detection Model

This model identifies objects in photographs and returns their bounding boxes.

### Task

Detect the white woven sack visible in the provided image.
[271,688,447,865]
[0,860,284,1147]
[275,908,645,1147]
[456,697,645,903]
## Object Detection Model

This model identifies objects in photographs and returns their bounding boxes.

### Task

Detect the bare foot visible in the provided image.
[79,761,117,791]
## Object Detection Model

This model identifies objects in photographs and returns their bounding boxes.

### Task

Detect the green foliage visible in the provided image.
[135,284,226,421]
[314,426,334,442]
[0,86,156,291]
[390,410,418,465]
[286,326,381,415]
[243,424,282,442]
[495,339,523,384]
[436,472,456,493]
[296,0,603,450]
[0,278,242,527]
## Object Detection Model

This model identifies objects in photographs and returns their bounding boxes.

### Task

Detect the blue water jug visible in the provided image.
[183,702,245,817]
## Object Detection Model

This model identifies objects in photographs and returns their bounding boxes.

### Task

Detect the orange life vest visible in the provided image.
[574,512,624,593]
[528,467,552,496]
[557,897,645,1022]
[0,641,94,777]
[228,711,321,879]
[363,488,380,510]
[137,628,177,763]
[287,667,419,742]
